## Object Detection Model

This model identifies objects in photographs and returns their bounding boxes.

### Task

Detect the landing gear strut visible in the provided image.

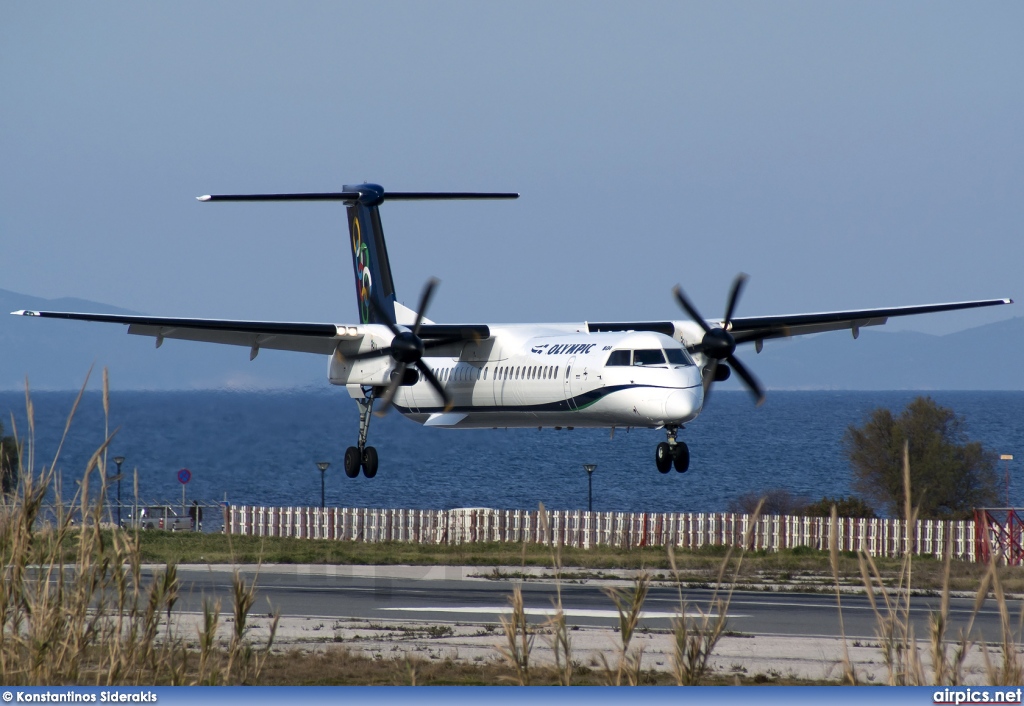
[655,425,689,474]
[345,388,379,479]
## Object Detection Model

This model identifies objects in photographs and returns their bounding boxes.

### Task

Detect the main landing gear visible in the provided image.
[655,425,689,474]
[344,391,379,479]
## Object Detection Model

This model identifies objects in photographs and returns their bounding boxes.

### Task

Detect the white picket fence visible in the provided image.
[227,506,979,561]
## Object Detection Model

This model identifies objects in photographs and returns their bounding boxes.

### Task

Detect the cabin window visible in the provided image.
[554,366,559,378]
[633,349,667,367]
[483,367,487,380]
[606,349,631,366]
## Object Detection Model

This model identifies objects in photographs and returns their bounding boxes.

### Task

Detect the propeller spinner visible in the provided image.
[340,278,456,415]
[673,273,765,406]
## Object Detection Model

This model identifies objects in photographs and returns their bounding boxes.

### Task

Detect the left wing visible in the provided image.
[727,298,1013,344]
[589,297,1013,344]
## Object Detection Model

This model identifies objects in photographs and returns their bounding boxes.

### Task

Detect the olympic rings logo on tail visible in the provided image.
[351,217,372,324]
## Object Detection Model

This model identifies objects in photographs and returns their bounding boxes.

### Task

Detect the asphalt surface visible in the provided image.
[168,565,1020,642]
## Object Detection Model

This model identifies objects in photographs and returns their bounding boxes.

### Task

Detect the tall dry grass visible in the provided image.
[838,442,1023,685]
[0,372,277,686]
[496,502,764,686]
[665,498,763,685]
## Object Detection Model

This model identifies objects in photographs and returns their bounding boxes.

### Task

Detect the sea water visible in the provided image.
[1,389,1021,516]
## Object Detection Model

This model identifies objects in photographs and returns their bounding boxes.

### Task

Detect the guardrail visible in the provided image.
[227,506,980,561]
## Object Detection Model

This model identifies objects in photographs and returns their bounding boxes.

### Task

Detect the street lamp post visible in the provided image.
[583,464,597,512]
[1001,454,1014,507]
[316,462,330,508]
[112,456,125,527]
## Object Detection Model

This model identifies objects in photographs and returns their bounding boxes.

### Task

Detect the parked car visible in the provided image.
[123,505,193,531]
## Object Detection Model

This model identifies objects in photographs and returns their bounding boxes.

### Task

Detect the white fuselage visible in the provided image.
[329,325,705,429]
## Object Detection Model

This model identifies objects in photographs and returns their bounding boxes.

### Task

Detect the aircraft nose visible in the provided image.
[664,387,702,422]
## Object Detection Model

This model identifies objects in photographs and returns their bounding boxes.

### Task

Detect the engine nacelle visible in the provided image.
[329,352,391,386]
[393,367,420,386]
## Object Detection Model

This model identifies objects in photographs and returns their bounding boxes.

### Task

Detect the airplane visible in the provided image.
[11,183,1013,478]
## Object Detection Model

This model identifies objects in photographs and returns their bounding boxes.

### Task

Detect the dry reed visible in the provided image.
[0,372,277,686]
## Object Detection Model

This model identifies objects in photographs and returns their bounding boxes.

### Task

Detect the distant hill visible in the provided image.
[1,288,1020,390]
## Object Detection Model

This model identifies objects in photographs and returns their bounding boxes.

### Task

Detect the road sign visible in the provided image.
[177,468,191,485]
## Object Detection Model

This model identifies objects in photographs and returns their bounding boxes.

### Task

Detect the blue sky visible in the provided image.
[2,2,1021,334]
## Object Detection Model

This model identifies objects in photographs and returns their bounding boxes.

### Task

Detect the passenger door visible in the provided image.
[563,356,577,410]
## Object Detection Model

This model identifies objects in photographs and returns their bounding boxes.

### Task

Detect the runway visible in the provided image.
[168,564,1018,642]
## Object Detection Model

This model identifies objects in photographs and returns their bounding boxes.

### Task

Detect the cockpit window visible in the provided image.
[606,349,631,366]
[633,349,666,366]
[665,348,695,367]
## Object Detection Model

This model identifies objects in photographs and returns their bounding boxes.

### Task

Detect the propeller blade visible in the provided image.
[701,359,718,403]
[415,360,453,412]
[722,273,748,327]
[672,285,712,334]
[728,355,765,406]
[367,297,403,337]
[412,277,440,337]
[374,363,407,417]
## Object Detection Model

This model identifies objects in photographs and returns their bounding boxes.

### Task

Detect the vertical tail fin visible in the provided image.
[197,183,517,327]
[345,184,397,325]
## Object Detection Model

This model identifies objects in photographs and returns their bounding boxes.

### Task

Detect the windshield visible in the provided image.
[605,350,631,366]
[664,348,695,367]
[633,349,666,366]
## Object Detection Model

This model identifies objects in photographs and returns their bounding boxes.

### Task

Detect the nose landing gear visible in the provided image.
[655,426,690,473]
[344,390,379,479]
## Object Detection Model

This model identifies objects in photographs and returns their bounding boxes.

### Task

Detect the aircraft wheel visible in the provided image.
[655,443,672,473]
[673,443,690,473]
[344,447,361,478]
[362,446,379,479]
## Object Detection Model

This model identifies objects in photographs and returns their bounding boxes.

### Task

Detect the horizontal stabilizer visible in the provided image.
[198,190,518,203]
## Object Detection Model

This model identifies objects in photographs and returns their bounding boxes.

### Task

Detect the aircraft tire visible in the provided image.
[362,446,379,479]
[655,443,672,473]
[673,443,690,473]
[344,447,361,478]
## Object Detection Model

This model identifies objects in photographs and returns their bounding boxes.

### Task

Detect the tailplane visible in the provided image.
[198,183,518,325]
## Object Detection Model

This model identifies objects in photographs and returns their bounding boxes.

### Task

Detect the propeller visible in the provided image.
[340,278,455,415]
[672,273,765,406]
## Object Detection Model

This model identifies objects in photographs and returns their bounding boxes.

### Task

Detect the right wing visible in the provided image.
[10,309,491,359]
[11,310,359,356]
